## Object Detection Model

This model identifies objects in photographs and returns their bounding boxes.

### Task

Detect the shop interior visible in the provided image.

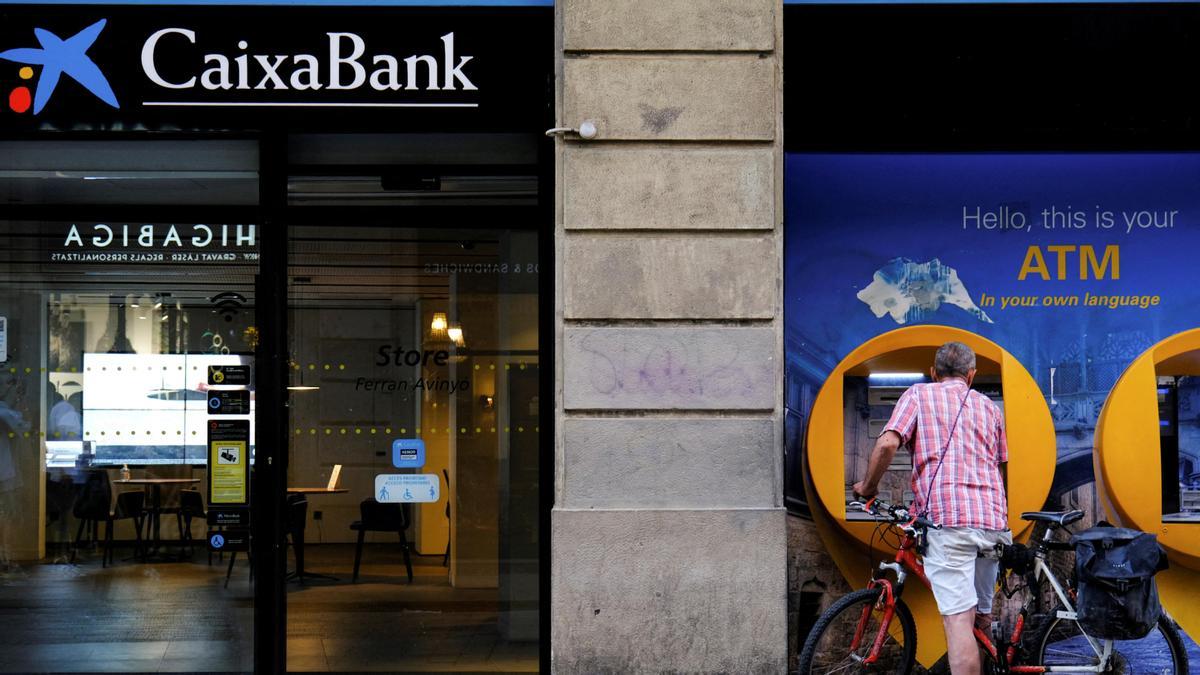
[0,133,542,673]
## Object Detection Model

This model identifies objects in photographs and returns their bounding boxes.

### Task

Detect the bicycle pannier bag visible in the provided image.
[1070,526,1168,640]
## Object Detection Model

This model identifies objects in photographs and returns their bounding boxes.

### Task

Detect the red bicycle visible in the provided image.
[797,498,1189,674]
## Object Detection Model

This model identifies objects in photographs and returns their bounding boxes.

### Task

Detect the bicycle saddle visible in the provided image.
[1020,510,1085,526]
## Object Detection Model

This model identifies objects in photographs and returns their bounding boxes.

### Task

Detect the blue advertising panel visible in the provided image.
[787,153,1200,365]
[786,153,1200,496]
[785,152,1200,656]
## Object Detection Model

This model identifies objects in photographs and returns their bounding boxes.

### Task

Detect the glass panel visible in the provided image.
[0,142,258,673]
[285,224,540,673]
[0,140,258,205]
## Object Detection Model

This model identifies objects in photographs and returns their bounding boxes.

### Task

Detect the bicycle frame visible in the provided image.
[847,523,927,665]
[1005,540,1114,673]
[851,521,1114,673]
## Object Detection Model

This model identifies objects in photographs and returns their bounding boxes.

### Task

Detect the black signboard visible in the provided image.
[209,364,251,386]
[0,6,550,132]
[207,389,251,415]
[208,508,250,527]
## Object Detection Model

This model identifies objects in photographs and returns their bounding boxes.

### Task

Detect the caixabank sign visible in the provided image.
[0,5,548,130]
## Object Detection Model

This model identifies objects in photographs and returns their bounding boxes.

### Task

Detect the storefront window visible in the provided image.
[0,141,259,673]
[0,4,550,670]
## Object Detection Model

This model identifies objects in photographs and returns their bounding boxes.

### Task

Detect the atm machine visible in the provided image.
[843,372,1004,520]
[1159,376,1181,518]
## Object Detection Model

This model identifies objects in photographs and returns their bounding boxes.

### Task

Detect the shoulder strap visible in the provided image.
[918,388,970,522]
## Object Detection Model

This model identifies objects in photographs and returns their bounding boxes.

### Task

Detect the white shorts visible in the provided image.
[924,527,1012,616]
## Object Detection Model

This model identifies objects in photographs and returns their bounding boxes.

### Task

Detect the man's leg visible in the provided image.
[972,529,1011,640]
[943,608,980,675]
[925,528,985,675]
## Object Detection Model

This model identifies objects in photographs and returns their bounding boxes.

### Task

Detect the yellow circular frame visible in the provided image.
[806,325,1056,544]
[1095,328,1200,565]
[803,325,1057,666]
[1094,327,1200,643]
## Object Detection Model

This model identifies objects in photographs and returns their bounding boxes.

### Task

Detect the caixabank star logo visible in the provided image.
[0,19,119,114]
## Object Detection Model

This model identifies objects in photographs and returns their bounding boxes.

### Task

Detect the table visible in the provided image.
[287,488,349,495]
[113,478,201,559]
[285,487,349,582]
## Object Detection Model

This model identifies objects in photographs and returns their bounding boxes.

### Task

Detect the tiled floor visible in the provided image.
[0,543,539,673]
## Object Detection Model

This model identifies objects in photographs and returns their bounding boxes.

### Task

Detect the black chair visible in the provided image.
[71,471,146,567]
[145,467,188,553]
[178,490,207,562]
[350,498,413,583]
[70,470,109,564]
[104,491,147,566]
[285,493,309,582]
[442,468,450,567]
[46,475,78,561]
[221,497,264,588]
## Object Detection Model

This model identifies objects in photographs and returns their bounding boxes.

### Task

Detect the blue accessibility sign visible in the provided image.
[207,529,248,552]
[374,473,440,503]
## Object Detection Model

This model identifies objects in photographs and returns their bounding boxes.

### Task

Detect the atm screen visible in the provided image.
[1163,376,1200,522]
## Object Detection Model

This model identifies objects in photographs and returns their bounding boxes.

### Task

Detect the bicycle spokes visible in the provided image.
[807,598,910,673]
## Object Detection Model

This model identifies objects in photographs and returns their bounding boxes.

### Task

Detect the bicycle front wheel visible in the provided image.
[1025,610,1190,674]
[797,587,917,675]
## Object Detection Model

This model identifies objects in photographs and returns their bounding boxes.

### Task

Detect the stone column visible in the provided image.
[552,1,786,671]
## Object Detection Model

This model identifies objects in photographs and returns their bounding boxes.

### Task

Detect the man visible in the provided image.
[853,341,1010,675]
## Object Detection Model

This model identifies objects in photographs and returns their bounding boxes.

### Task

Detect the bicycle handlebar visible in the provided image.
[848,497,942,530]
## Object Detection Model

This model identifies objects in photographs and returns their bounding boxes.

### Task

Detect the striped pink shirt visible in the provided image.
[883,378,1008,530]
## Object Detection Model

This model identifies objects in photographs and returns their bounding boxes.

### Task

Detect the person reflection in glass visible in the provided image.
[0,373,30,572]
[47,383,81,440]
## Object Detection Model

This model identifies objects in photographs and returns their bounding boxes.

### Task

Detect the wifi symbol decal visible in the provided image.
[210,291,246,323]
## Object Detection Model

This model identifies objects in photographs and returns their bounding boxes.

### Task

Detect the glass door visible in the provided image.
[280,133,543,672]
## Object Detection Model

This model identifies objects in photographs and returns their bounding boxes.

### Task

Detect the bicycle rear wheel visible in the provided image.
[797,587,917,675]
[1024,610,1189,674]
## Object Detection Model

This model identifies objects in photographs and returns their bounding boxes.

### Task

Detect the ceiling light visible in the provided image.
[431,312,448,335]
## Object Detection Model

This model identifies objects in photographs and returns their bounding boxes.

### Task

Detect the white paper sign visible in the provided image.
[0,316,6,363]
[374,473,440,503]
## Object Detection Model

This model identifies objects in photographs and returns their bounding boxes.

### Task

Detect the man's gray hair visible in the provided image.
[934,341,976,378]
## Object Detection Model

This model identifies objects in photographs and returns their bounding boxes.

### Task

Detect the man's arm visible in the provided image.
[855,386,918,498]
[853,430,902,498]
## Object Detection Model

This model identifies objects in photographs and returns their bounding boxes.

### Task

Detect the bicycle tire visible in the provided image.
[797,587,917,675]
[1021,608,1190,674]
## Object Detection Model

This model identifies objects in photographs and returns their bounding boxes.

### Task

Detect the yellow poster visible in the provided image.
[210,440,247,504]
